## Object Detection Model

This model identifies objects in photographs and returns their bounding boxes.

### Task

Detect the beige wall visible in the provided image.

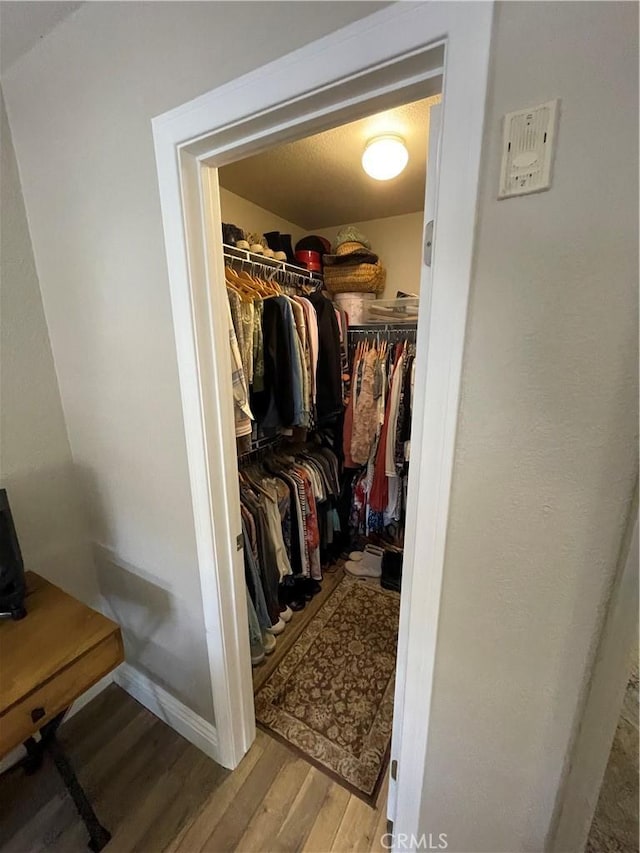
[219,188,305,249]
[420,3,638,850]
[0,89,99,608]
[2,1,638,848]
[317,211,423,299]
[1,1,385,724]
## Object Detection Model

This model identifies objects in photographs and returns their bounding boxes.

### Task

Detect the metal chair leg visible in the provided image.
[19,712,112,852]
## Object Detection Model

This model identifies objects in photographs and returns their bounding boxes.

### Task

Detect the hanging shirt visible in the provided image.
[385,348,405,477]
[283,296,307,428]
[252,296,295,429]
[307,292,342,422]
[298,297,319,407]
[350,348,378,465]
[227,299,253,438]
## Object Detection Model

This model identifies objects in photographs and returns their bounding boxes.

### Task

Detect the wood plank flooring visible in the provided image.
[0,684,390,853]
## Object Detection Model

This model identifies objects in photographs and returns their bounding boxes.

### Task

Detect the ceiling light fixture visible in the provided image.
[362,134,409,181]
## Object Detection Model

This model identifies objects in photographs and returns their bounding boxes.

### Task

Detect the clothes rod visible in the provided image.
[238,434,288,462]
[223,243,323,284]
[347,323,418,334]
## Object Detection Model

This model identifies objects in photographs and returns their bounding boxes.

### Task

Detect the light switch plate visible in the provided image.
[498,99,559,199]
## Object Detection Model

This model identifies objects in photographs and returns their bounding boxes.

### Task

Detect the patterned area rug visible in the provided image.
[254,574,400,802]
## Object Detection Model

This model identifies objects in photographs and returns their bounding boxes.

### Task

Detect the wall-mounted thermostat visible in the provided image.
[498,99,559,199]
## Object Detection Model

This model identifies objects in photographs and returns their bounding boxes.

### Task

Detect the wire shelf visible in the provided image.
[223,243,323,287]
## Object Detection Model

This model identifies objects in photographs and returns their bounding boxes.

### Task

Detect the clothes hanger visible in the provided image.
[225,266,242,295]
[226,267,258,301]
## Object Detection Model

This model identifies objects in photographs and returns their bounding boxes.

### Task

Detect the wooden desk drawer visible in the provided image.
[0,632,123,754]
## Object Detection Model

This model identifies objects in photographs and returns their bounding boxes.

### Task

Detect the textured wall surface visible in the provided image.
[0,90,99,607]
[2,0,638,846]
[1,0,387,724]
[219,188,305,250]
[419,3,638,850]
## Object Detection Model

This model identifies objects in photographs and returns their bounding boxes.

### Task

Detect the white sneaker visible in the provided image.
[251,645,265,666]
[261,632,277,654]
[279,606,293,623]
[266,617,286,636]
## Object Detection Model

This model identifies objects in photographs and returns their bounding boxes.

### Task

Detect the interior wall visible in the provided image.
[219,188,305,249]
[0,0,387,725]
[3,1,638,847]
[419,3,638,851]
[316,211,424,299]
[0,88,99,608]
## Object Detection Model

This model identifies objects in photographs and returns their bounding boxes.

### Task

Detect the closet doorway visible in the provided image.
[217,94,439,807]
[153,2,493,839]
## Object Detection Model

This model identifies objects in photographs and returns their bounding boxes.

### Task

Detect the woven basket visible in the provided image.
[323,261,386,295]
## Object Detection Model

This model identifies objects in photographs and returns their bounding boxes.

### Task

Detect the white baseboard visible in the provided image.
[114,662,219,764]
[0,672,114,774]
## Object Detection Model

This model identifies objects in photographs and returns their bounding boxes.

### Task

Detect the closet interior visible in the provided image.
[216,94,438,801]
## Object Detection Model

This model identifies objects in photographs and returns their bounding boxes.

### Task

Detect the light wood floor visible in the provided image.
[0,684,389,853]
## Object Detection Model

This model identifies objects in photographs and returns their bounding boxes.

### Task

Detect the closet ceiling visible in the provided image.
[0,2,83,72]
[219,96,439,230]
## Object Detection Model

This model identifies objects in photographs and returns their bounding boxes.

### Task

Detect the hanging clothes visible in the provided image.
[307,291,342,423]
[239,441,340,642]
[227,299,253,439]
[342,331,416,545]
[350,347,379,465]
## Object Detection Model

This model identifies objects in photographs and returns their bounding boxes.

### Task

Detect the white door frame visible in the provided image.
[152,1,493,840]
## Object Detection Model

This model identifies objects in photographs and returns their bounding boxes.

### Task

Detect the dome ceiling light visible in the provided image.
[361,134,409,181]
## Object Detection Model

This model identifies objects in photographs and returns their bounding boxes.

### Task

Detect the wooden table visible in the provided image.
[0,571,124,850]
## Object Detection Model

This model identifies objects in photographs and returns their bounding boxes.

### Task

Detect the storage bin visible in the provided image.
[334,292,376,325]
[364,297,419,323]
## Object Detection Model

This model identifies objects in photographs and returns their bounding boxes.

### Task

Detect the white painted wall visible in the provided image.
[2,1,638,847]
[1,0,386,724]
[0,89,99,608]
[219,188,305,249]
[419,3,638,851]
[316,211,424,298]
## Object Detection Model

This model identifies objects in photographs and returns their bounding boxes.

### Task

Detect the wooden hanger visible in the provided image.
[226,267,257,301]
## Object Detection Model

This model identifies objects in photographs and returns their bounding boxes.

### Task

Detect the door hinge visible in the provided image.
[236,533,243,551]
[391,759,398,780]
[423,220,434,267]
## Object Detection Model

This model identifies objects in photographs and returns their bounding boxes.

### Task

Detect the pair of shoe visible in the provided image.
[264,232,307,268]
[251,604,293,666]
[222,222,244,246]
[251,630,274,667]
[266,604,293,636]
[235,231,272,257]
[264,231,293,263]
[279,576,322,612]
[345,544,385,578]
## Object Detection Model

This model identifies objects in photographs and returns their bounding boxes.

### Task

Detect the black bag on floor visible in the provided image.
[381,547,403,593]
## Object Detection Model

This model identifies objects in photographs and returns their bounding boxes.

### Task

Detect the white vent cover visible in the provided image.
[498,99,559,199]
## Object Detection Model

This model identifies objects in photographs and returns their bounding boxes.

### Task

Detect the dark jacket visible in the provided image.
[308,292,343,422]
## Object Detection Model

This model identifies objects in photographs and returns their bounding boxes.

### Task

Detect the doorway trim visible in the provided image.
[152,1,493,839]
